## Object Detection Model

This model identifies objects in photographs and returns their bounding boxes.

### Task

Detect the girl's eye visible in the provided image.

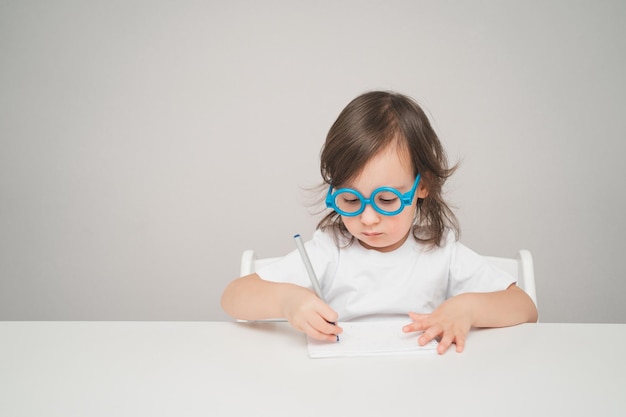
[379,198,398,205]
[341,196,360,205]
[376,193,398,205]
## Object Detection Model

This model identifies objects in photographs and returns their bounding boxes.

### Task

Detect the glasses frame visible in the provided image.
[325,174,421,217]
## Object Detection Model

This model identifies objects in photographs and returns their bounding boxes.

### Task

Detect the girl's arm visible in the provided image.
[220,273,342,342]
[403,284,538,354]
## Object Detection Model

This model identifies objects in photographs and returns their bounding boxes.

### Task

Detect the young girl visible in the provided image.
[221,91,538,354]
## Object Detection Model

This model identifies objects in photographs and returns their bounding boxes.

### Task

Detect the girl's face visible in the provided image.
[340,145,428,252]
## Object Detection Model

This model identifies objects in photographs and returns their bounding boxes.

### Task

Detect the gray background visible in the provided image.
[1,0,625,323]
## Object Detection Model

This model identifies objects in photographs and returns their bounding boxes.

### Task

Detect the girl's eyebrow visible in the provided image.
[343,181,412,192]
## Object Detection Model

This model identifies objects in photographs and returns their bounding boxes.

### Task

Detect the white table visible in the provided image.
[1,321,624,416]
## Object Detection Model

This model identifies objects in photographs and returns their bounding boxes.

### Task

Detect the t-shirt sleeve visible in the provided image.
[255,230,338,294]
[447,241,516,298]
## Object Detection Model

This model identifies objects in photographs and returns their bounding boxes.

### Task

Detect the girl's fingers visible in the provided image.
[303,321,340,342]
[312,316,342,336]
[418,324,442,346]
[296,313,342,342]
[403,312,430,333]
[437,332,455,354]
[453,333,466,353]
[408,311,424,320]
[436,330,466,354]
[319,305,339,324]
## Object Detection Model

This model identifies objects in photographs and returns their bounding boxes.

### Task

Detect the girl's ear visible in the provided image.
[417,181,429,199]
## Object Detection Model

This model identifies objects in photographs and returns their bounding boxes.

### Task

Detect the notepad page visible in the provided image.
[306,320,438,358]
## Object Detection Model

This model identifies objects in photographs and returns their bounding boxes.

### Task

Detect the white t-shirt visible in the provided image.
[257,229,516,322]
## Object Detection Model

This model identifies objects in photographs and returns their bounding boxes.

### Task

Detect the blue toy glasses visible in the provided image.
[325,174,421,217]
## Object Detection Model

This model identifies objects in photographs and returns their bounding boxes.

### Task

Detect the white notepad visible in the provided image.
[306,320,438,358]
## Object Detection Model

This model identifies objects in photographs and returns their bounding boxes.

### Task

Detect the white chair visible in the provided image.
[240,249,538,308]
[239,250,281,277]
[483,250,538,308]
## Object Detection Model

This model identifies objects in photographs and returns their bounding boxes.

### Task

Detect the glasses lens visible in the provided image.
[372,190,402,214]
[334,190,363,214]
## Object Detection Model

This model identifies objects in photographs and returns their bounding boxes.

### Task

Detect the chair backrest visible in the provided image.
[240,249,280,276]
[483,250,537,307]
[240,249,537,308]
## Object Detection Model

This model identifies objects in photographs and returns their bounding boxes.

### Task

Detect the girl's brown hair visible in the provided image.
[317,90,459,247]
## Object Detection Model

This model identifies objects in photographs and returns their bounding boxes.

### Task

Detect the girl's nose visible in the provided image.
[359,204,381,225]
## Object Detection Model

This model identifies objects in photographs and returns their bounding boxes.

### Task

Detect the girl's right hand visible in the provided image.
[281,285,342,342]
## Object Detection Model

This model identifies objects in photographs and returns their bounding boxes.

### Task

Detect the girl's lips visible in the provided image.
[362,232,382,237]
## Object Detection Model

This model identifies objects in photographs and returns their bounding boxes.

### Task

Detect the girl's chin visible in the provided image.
[358,232,410,252]
[358,237,397,252]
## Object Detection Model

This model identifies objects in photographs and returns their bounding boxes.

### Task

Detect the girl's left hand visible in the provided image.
[402,294,474,354]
